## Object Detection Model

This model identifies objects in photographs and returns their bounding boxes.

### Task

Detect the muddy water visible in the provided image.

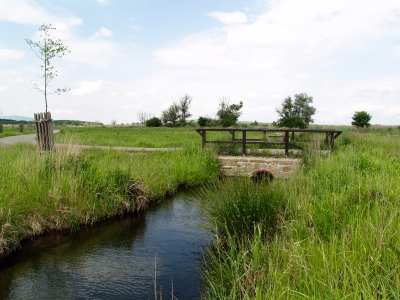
[0,191,210,300]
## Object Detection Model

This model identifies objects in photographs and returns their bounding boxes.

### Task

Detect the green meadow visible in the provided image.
[199,129,400,299]
[0,124,34,138]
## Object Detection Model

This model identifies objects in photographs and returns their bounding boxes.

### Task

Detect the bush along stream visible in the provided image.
[198,132,400,299]
[0,141,220,260]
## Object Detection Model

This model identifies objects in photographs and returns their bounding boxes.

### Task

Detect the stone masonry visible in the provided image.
[218,156,301,179]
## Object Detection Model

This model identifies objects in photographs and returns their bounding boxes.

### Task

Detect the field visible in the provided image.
[198,129,400,299]
[0,124,34,138]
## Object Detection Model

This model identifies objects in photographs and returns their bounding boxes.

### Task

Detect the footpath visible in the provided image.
[0,131,180,152]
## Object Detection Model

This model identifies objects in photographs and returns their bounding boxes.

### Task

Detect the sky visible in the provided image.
[1,0,400,125]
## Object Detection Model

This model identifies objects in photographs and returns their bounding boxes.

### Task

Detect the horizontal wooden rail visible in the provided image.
[196,128,342,156]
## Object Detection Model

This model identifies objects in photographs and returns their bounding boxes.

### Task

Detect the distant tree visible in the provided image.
[161,94,193,125]
[250,120,259,126]
[352,111,372,128]
[25,24,70,113]
[137,110,153,125]
[197,116,217,127]
[276,93,316,128]
[178,94,192,122]
[146,117,162,127]
[198,116,208,127]
[161,103,180,124]
[216,97,243,127]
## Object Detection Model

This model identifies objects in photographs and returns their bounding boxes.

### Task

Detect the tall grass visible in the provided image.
[200,131,400,299]
[0,137,219,259]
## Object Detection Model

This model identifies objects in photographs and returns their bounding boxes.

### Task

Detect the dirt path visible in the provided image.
[0,130,60,146]
[0,130,180,151]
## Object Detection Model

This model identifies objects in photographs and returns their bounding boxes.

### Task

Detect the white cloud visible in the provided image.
[91,27,113,39]
[377,85,395,92]
[0,49,24,60]
[394,45,400,56]
[384,106,400,116]
[118,104,132,109]
[0,87,5,92]
[67,40,116,67]
[110,92,119,97]
[72,81,102,95]
[156,0,400,70]
[0,0,82,28]
[131,25,145,32]
[97,0,109,6]
[126,91,140,98]
[0,0,51,24]
[208,11,248,24]
[52,108,76,115]
[21,106,32,112]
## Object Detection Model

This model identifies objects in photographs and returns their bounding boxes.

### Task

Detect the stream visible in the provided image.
[0,191,210,300]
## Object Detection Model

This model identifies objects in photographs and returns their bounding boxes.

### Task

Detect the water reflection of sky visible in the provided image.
[0,191,210,300]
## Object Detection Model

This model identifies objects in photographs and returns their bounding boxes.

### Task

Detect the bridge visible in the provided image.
[196,128,342,179]
[196,128,342,156]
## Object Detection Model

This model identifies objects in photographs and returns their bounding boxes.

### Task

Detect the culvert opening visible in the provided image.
[251,169,274,183]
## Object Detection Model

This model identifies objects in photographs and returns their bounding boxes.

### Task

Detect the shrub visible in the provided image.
[145,117,162,127]
[351,111,372,128]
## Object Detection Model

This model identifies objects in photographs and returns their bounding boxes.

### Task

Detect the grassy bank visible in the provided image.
[0,138,219,259]
[199,131,400,299]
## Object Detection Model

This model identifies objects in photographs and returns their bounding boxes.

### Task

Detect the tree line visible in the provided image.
[140,94,244,128]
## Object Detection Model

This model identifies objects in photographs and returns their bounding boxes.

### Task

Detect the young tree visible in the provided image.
[25,24,70,113]
[352,111,372,128]
[216,97,243,127]
[276,93,316,128]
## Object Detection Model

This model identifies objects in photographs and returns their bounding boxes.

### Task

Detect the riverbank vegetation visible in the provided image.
[0,135,219,260]
[199,130,400,299]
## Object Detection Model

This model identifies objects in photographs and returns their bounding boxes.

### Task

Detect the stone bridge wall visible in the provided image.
[218,156,301,179]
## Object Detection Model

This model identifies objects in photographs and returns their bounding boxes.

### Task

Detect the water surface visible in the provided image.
[0,191,209,299]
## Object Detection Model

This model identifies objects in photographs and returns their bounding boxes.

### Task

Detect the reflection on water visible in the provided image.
[0,191,209,300]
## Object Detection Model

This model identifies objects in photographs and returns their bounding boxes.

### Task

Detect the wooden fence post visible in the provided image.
[242,130,247,155]
[19,123,24,133]
[34,111,55,152]
[285,131,289,156]
[0,122,3,134]
[12,123,14,129]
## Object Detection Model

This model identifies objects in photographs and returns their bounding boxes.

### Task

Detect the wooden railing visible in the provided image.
[196,128,343,156]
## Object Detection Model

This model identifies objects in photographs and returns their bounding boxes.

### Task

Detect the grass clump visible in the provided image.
[200,131,400,299]
[0,140,219,259]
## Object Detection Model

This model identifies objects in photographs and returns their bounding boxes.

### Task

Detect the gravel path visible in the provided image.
[0,130,180,151]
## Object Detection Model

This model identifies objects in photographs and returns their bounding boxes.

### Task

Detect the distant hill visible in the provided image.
[2,115,34,121]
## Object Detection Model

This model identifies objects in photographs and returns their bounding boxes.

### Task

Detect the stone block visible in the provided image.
[282,165,292,172]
